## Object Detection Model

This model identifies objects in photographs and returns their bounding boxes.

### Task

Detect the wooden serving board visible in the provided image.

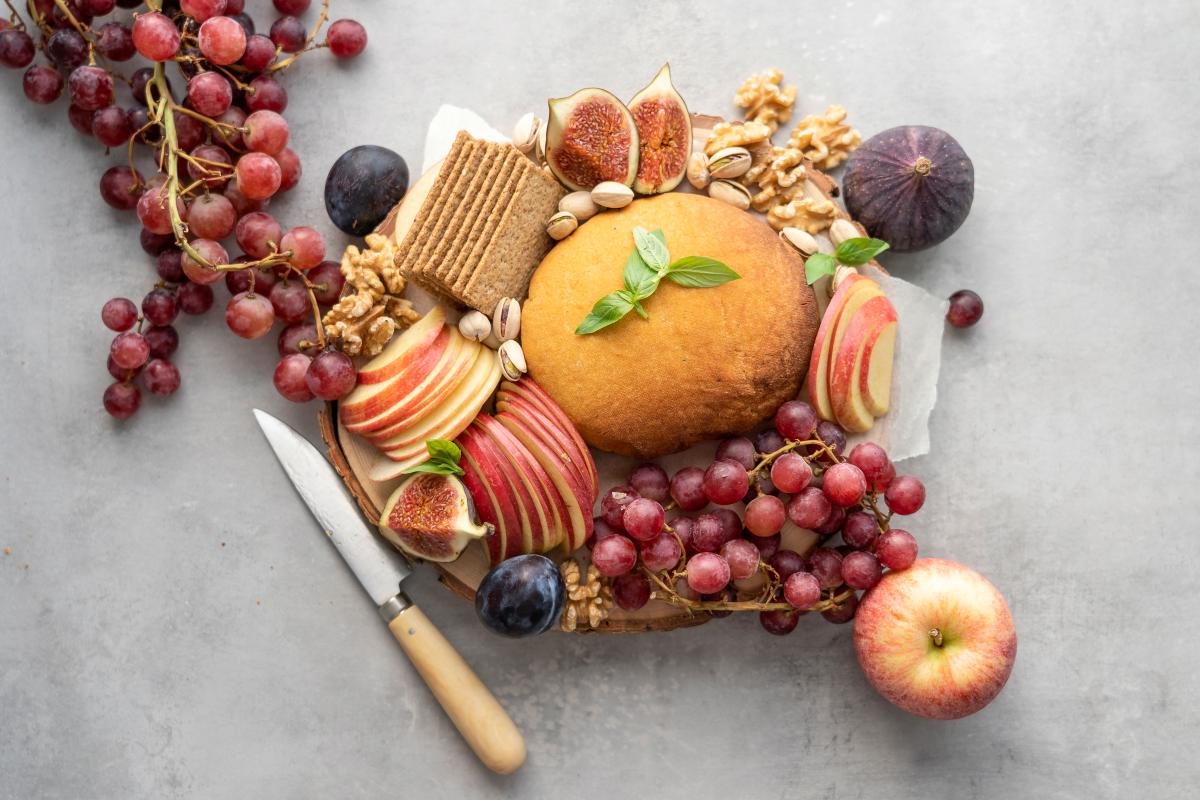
[317,116,865,634]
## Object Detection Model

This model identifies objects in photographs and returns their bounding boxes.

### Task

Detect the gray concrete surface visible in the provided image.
[2,1,1197,798]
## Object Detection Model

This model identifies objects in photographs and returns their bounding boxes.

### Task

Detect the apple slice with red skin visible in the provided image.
[495,411,592,552]
[463,420,539,557]
[502,378,598,490]
[475,415,564,554]
[340,328,459,426]
[356,306,446,385]
[830,295,897,433]
[494,393,591,497]
[806,275,881,422]
[860,315,897,417]
[372,351,500,454]
[346,335,477,434]
[458,425,524,562]
[457,444,508,564]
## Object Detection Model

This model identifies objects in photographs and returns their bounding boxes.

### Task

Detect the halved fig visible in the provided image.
[628,64,692,195]
[378,473,491,562]
[545,87,638,191]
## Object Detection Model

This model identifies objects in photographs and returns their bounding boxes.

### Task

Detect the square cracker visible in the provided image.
[394,131,470,272]
[460,162,565,312]
[440,146,523,291]
[417,141,505,282]
[452,156,542,296]
[430,143,513,285]
[399,136,481,277]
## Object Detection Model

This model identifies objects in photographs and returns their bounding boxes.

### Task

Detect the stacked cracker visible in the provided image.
[399,131,565,314]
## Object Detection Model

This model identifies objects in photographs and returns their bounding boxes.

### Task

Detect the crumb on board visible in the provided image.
[3,547,11,556]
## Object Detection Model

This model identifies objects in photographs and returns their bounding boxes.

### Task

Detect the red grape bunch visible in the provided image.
[1,0,369,419]
[588,399,927,635]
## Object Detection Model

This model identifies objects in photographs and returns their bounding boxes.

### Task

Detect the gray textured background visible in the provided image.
[2,1,1197,798]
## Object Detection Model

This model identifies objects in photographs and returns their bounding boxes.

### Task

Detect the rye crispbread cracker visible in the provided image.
[460,161,565,312]
[395,131,470,274]
[419,141,505,282]
[404,138,481,278]
[434,143,515,285]
[441,147,523,291]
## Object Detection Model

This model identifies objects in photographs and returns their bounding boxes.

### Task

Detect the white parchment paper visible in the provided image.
[417,105,944,462]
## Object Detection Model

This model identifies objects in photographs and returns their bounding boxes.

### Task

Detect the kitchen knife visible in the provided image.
[253,409,526,775]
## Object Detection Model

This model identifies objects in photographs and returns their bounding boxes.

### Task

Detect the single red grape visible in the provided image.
[141,358,181,396]
[587,515,618,551]
[814,505,846,537]
[181,239,228,285]
[140,228,174,255]
[22,65,64,104]
[669,466,707,512]
[94,22,135,61]
[244,109,289,155]
[180,0,227,22]
[99,165,142,210]
[841,511,879,550]
[715,436,756,469]
[670,516,695,555]
[277,321,318,356]
[132,13,180,61]
[876,529,918,570]
[227,265,278,297]
[326,19,367,58]
[225,291,275,339]
[235,211,282,258]
[223,179,268,216]
[274,147,301,192]
[815,421,846,457]
[847,443,893,491]
[947,289,984,328]
[305,349,356,400]
[280,226,325,269]
[769,452,812,494]
[103,381,140,419]
[611,572,651,611]
[68,65,114,111]
[885,475,925,515]
[759,608,799,635]
[0,29,35,69]
[591,534,637,577]
[198,15,246,65]
[91,106,133,147]
[141,287,178,326]
[775,400,818,440]
[640,531,682,572]
[748,531,780,561]
[307,261,345,305]
[768,549,806,582]
[269,15,306,52]
[143,325,178,358]
[268,280,310,325]
[719,538,759,580]
[599,485,638,529]
[178,281,215,315]
[690,513,724,553]
[110,331,150,369]
[172,111,205,152]
[783,571,821,609]
[786,487,832,529]
[46,29,87,71]
[213,106,247,149]
[235,152,282,199]
[240,34,275,71]
[823,463,867,507]
[187,193,236,240]
[136,182,185,235]
[755,428,786,456]
[685,552,730,595]
[841,551,882,590]
[626,464,669,504]
[245,75,287,112]
[273,353,313,402]
[101,297,138,331]
[821,592,858,624]
[744,494,785,537]
[808,547,844,589]
[622,497,665,543]
[703,459,749,505]
[187,71,232,116]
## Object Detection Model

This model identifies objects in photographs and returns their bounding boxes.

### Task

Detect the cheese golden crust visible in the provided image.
[522,193,819,458]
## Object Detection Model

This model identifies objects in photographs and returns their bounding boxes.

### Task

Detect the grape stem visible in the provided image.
[266,0,332,74]
[4,0,26,31]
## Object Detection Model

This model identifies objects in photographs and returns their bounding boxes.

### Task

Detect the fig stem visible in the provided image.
[929,627,944,647]
[913,157,933,176]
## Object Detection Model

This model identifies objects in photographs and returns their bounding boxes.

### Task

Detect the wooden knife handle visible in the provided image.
[387,602,527,774]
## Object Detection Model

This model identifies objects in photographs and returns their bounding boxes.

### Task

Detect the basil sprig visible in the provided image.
[401,439,465,476]
[576,227,740,334]
[804,237,889,285]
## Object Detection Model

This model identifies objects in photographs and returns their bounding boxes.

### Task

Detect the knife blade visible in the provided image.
[252,409,526,775]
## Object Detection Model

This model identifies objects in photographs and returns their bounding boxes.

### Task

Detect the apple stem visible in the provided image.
[913,157,933,177]
[929,627,944,647]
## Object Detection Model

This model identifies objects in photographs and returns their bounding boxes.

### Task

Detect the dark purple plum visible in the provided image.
[474,554,565,637]
[843,125,974,252]
[324,145,409,236]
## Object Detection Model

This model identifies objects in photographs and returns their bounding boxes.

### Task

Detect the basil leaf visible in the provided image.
[401,439,464,476]
[623,249,660,298]
[804,253,838,285]
[576,292,635,334]
[665,256,741,288]
[834,237,889,267]
[632,226,669,272]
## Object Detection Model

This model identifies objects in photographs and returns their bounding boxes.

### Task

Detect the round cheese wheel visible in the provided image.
[522,193,819,458]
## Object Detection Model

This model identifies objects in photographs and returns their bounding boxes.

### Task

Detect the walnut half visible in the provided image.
[734,68,797,135]
[786,105,862,171]
[321,233,419,357]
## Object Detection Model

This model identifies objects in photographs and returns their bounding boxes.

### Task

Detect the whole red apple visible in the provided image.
[853,558,1016,720]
